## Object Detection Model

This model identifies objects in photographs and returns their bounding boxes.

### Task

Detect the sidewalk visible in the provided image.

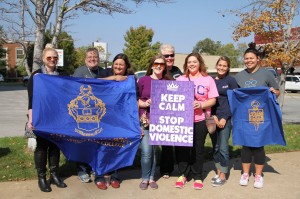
[1,151,299,199]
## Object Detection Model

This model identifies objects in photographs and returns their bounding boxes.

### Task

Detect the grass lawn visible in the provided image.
[0,124,299,182]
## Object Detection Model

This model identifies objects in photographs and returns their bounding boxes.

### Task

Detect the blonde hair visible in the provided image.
[43,43,58,57]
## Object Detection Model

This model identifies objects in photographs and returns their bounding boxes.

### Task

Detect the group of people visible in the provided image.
[26,43,280,192]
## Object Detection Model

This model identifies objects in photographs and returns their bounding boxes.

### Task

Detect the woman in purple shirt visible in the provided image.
[137,54,172,190]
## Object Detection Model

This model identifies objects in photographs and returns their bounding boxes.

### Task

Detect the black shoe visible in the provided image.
[50,172,67,188]
[38,177,52,192]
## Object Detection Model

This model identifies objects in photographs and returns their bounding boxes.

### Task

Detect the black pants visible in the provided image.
[241,146,265,165]
[175,121,207,180]
[160,146,174,175]
[34,136,60,172]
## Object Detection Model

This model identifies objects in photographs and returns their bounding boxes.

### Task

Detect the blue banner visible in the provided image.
[32,74,141,175]
[227,87,286,147]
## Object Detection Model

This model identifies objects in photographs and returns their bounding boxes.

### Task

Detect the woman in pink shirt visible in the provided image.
[175,52,219,190]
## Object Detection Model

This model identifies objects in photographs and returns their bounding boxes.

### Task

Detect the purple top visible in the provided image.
[138,75,166,118]
[138,75,152,118]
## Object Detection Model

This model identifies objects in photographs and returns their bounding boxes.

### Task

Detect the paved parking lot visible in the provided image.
[0,86,28,137]
[0,86,299,138]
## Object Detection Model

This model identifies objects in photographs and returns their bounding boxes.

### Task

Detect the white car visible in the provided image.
[285,75,300,92]
[134,70,146,82]
[0,74,4,82]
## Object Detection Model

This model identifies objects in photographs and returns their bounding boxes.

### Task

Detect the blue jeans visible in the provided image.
[213,118,231,174]
[140,129,157,181]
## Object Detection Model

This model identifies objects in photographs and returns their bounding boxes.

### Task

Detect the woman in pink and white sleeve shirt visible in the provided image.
[174,52,219,190]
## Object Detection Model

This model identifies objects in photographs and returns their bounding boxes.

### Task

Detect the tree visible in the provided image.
[0,26,7,76]
[216,43,242,68]
[1,0,172,72]
[228,0,300,107]
[74,46,89,69]
[193,38,245,68]
[123,26,161,71]
[193,38,222,55]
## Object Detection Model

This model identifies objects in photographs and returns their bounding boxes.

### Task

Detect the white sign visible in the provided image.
[93,42,108,62]
[56,49,64,67]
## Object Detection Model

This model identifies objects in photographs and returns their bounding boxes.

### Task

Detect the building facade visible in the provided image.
[0,39,25,78]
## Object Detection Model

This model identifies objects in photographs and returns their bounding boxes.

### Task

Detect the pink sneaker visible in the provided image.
[254,175,264,188]
[175,176,187,188]
[194,180,204,190]
[239,173,249,186]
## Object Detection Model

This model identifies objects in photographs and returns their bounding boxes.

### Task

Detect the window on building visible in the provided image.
[16,48,25,59]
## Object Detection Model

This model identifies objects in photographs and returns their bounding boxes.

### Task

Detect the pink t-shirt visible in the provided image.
[176,75,219,122]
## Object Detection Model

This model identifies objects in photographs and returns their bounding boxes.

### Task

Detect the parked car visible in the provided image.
[0,74,4,82]
[265,67,280,83]
[285,75,300,92]
[23,76,29,87]
[134,70,146,82]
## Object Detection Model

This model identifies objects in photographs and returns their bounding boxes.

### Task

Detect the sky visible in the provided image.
[61,0,298,61]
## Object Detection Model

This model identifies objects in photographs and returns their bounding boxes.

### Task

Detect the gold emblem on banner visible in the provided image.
[248,100,264,131]
[68,85,106,136]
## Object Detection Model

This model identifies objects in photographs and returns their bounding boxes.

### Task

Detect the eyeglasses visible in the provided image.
[163,54,175,58]
[153,62,165,68]
[86,56,99,60]
[46,56,58,61]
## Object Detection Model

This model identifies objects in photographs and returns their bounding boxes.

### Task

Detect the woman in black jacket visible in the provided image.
[27,45,68,192]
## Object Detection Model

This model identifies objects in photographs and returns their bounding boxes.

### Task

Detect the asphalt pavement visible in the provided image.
[0,86,300,199]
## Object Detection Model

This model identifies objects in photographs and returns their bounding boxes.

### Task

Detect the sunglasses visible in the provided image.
[153,62,165,68]
[46,56,58,61]
[163,54,175,58]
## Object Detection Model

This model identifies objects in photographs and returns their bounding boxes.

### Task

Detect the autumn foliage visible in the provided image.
[232,0,299,70]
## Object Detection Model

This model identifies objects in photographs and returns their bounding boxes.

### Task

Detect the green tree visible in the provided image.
[26,43,34,72]
[0,26,7,76]
[123,26,161,71]
[193,38,222,55]
[74,46,89,70]
[216,43,242,68]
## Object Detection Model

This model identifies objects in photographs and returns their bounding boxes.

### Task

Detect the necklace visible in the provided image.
[87,67,100,78]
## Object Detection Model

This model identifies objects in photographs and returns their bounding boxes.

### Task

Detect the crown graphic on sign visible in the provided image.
[68,85,106,135]
[167,82,179,91]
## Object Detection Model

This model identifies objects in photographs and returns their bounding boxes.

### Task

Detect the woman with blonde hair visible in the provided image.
[27,45,68,192]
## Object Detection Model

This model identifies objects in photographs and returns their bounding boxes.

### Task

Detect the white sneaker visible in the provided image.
[239,173,249,186]
[254,175,264,188]
[211,175,219,183]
